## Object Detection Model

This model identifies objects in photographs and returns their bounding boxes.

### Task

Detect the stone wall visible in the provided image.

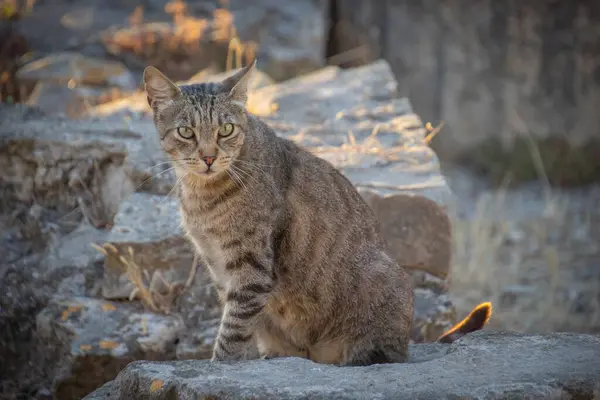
[330,0,600,185]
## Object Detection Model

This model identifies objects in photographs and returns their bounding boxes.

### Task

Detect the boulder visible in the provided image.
[36,296,185,400]
[16,52,137,90]
[25,81,133,118]
[0,104,135,226]
[84,331,600,399]
[94,193,453,344]
[0,102,176,204]
[16,52,137,117]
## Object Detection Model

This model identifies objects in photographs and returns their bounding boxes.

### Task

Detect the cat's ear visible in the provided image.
[222,59,256,107]
[143,66,181,111]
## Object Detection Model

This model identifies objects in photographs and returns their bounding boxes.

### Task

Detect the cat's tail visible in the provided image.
[436,302,493,343]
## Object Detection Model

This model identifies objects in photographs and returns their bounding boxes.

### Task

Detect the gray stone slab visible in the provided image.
[84,331,600,400]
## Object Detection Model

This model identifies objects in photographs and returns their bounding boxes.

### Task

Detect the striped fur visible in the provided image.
[144,62,488,365]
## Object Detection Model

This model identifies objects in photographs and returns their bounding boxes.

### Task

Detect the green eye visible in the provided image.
[176,127,194,139]
[219,123,235,137]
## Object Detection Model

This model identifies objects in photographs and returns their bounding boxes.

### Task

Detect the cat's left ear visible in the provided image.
[143,66,181,111]
[222,59,256,107]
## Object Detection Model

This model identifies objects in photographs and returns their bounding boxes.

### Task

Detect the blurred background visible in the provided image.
[1,0,599,398]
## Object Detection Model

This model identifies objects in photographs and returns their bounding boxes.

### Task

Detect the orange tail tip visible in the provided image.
[437,302,493,344]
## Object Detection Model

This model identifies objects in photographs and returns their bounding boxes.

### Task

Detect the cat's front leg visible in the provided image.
[211,252,274,362]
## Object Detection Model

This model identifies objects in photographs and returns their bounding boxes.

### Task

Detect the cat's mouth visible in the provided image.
[180,165,218,179]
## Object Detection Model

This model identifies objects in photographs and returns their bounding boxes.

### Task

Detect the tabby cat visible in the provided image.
[144,61,491,365]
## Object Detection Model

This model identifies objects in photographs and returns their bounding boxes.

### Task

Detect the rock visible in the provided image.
[0,104,135,226]
[35,191,219,398]
[36,296,185,400]
[99,193,450,342]
[0,102,177,202]
[13,2,137,61]
[411,289,455,343]
[40,191,200,306]
[41,192,186,283]
[84,331,600,399]
[256,61,452,206]
[361,192,452,280]
[96,192,192,304]
[24,82,83,117]
[25,81,132,118]
[101,237,194,301]
[99,19,235,82]
[17,52,137,90]
[16,53,137,117]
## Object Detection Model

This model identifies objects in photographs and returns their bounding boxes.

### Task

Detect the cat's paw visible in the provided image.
[211,350,244,362]
[259,351,279,360]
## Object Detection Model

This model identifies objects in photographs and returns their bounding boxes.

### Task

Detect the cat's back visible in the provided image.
[252,116,378,219]
[250,115,384,262]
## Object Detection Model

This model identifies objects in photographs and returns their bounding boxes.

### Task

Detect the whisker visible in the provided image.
[136,166,177,190]
[232,162,265,180]
[229,164,260,187]
[233,161,270,176]
[163,171,187,200]
[227,168,248,192]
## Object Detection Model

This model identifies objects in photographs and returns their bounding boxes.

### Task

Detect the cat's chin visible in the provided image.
[182,169,229,187]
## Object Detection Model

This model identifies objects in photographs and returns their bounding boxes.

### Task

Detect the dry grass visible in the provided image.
[0,0,36,20]
[91,242,198,314]
[305,120,442,161]
[446,108,600,334]
[447,179,600,334]
[101,0,256,81]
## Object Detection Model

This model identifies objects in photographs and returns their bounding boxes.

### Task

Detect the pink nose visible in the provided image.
[202,156,216,167]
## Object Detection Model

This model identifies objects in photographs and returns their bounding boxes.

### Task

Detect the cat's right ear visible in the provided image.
[143,66,181,111]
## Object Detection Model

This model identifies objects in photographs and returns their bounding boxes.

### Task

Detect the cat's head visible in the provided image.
[143,61,255,182]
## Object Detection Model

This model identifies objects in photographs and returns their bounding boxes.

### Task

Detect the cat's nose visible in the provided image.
[202,155,216,167]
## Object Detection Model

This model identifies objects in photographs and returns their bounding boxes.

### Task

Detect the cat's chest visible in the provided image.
[185,223,231,285]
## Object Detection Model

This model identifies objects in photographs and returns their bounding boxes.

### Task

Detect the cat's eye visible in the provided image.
[219,123,235,137]
[176,127,195,139]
